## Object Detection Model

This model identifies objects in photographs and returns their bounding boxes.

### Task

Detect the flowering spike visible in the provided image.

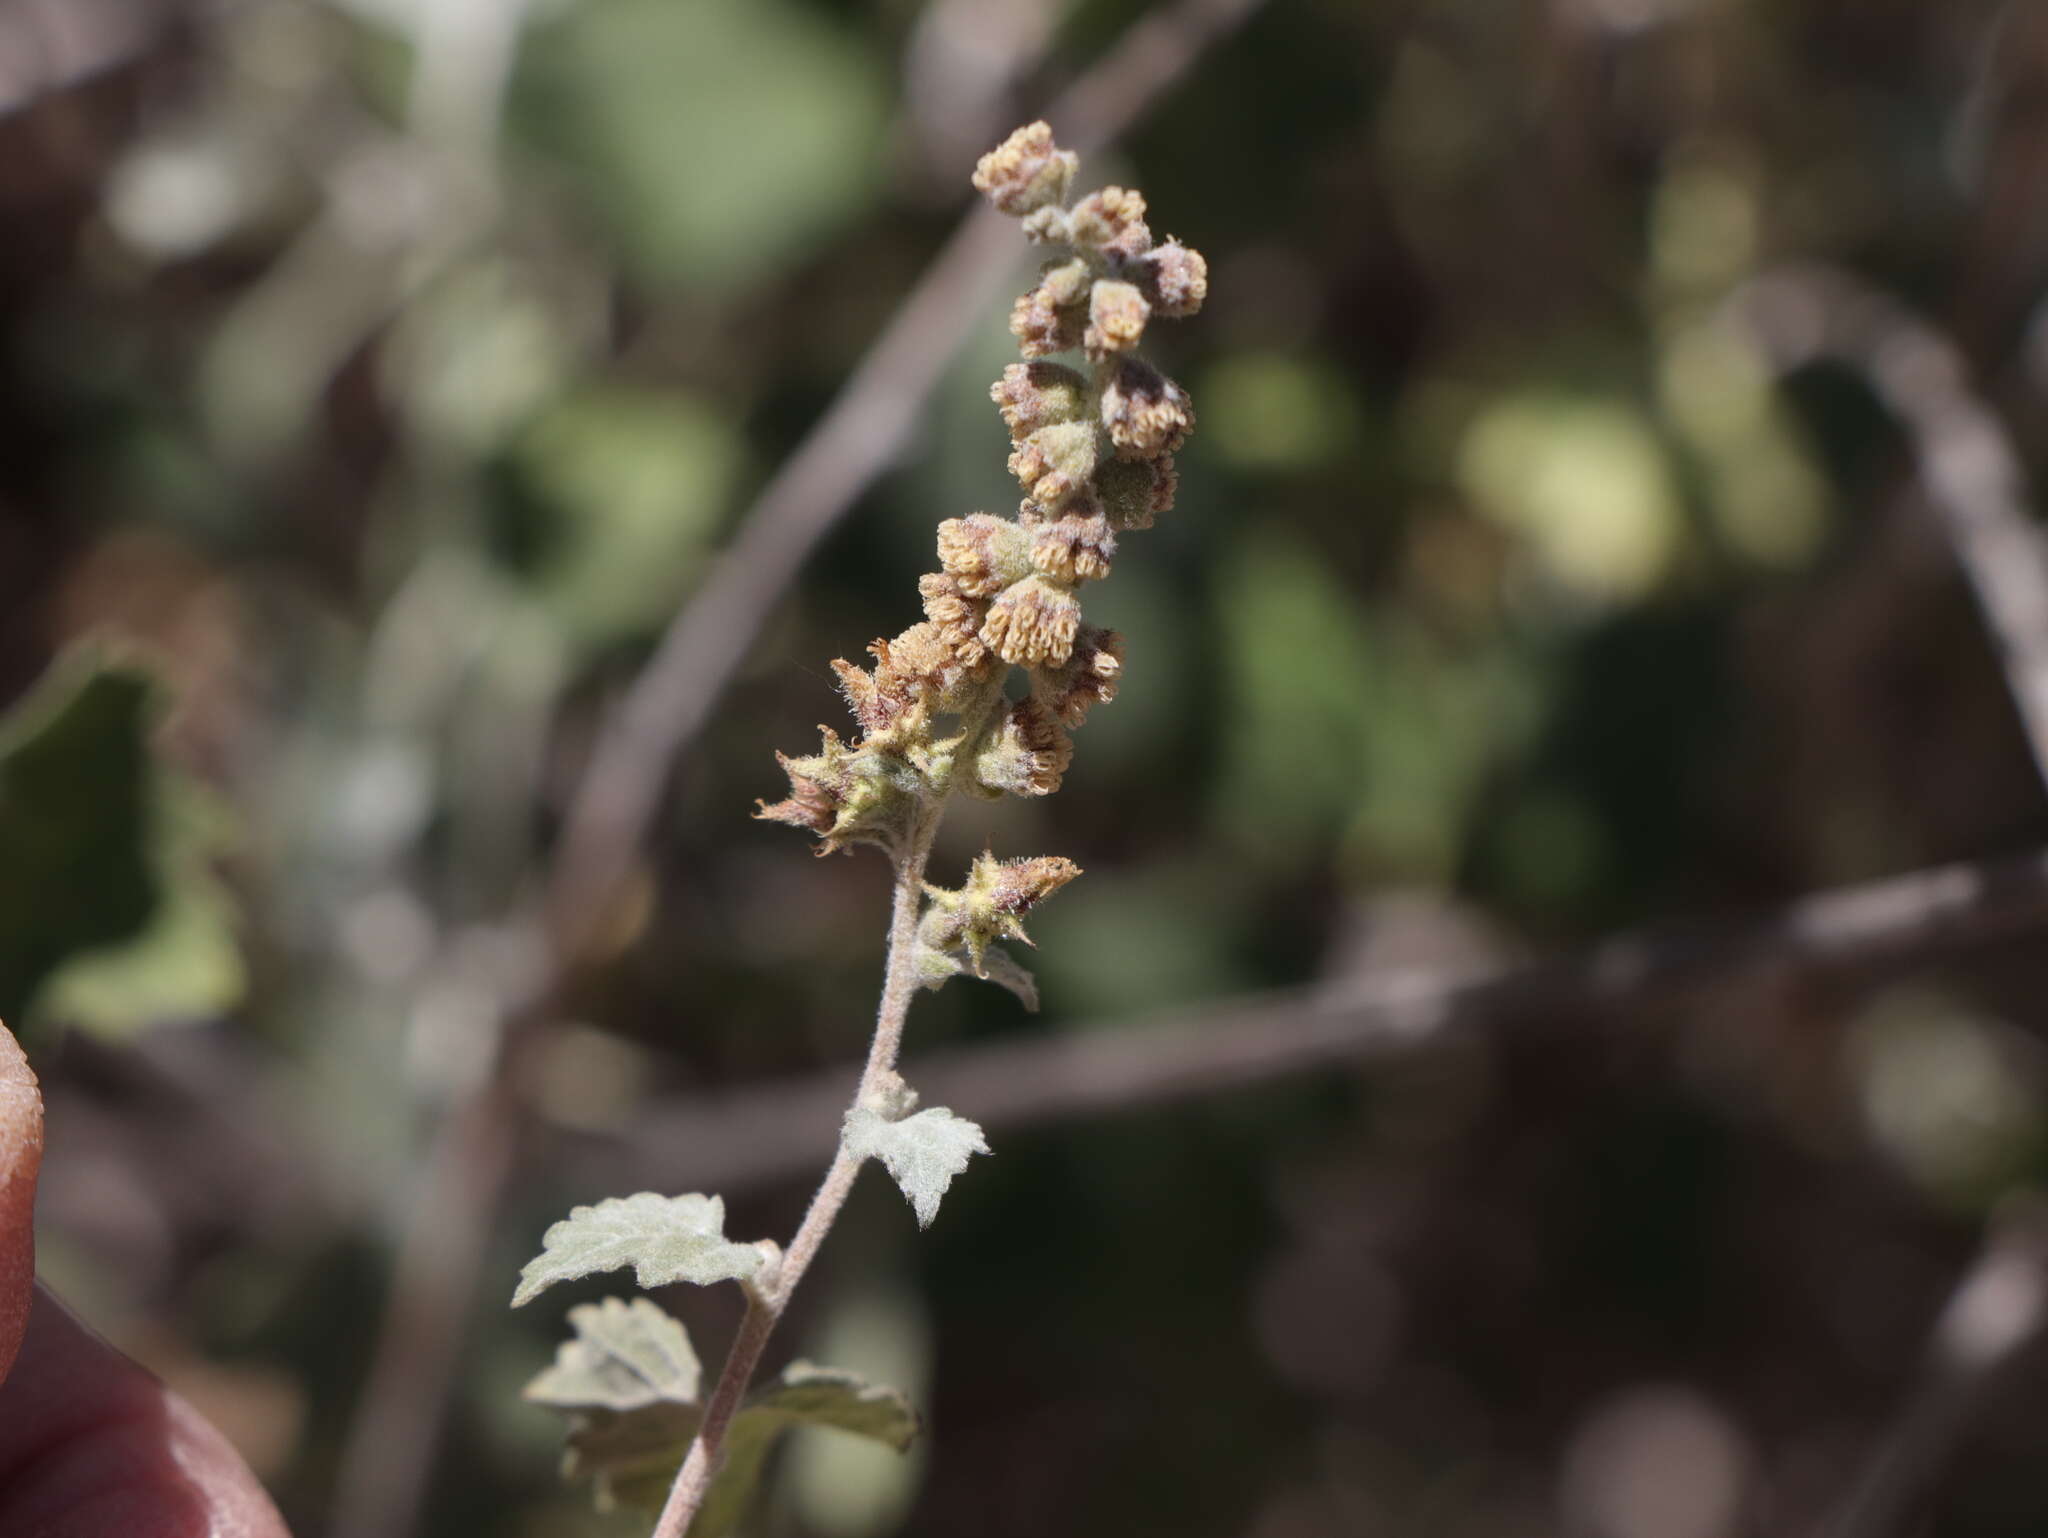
[762,120,1200,888]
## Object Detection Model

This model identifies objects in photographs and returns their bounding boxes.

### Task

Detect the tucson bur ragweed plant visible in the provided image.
[513,122,1205,1537]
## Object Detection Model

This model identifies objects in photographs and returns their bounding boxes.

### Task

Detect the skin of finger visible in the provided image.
[0,1022,40,1381]
[0,1284,291,1538]
[0,1024,290,1536]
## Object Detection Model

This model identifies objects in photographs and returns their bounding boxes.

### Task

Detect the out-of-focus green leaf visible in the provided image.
[525,1296,702,1411]
[513,1192,762,1307]
[512,0,886,292]
[542,1356,918,1528]
[495,386,740,647]
[35,778,245,1034]
[0,653,245,1037]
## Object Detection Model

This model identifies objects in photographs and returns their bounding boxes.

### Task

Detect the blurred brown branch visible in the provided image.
[585,846,2048,1197]
[1729,266,2048,794]
[1821,1199,2048,1538]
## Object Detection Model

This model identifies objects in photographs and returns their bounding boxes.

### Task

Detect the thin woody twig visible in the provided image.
[1820,1200,2048,1538]
[1727,266,2048,793]
[589,846,2048,1198]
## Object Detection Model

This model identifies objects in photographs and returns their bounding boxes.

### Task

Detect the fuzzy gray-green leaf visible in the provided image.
[513,1192,760,1307]
[523,1296,700,1410]
[844,1103,989,1227]
[553,1360,919,1526]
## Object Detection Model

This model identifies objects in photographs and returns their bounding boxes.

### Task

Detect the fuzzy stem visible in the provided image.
[650,825,937,1537]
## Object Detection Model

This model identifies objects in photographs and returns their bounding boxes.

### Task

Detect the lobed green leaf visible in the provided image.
[513,1192,761,1307]
[843,1102,990,1228]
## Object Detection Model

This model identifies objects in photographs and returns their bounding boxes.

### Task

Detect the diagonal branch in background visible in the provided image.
[328,5,1271,1536]
[1820,1199,2048,1538]
[582,846,2048,1199]
[1727,267,2048,794]
[546,0,1271,950]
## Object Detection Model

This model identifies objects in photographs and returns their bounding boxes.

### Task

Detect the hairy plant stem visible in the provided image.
[651,790,948,1538]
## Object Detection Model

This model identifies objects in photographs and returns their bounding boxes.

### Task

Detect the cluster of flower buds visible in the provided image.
[761,122,1203,995]
[913,853,1081,1008]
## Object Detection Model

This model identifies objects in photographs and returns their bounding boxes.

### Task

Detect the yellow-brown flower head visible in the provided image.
[1100,358,1193,459]
[1068,187,1153,264]
[980,574,1082,667]
[936,514,1032,598]
[1136,240,1208,318]
[1033,625,1124,727]
[1010,258,1092,358]
[1029,511,1116,585]
[972,121,1078,216]
[991,362,1090,441]
[1084,280,1151,361]
[1095,455,1177,532]
[1007,420,1099,510]
[919,850,1083,974]
[972,696,1073,798]
[919,571,992,668]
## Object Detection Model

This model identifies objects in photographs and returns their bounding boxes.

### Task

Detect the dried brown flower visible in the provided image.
[991,362,1090,440]
[936,515,1032,598]
[979,575,1082,667]
[1084,280,1151,360]
[1029,512,1116,585]
[1099,358,1193,459]
[1034,626,1124,727]
[972,121,1077,216]
[1136,240,1208,318]
[1068,187,1152,263]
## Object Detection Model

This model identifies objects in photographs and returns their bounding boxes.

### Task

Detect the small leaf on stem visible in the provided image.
[843,1101,989,1227]
[513,1192,761,1307]
[523,1296,701,1410]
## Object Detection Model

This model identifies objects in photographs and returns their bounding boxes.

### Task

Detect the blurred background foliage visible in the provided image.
[6,0,2048,1534]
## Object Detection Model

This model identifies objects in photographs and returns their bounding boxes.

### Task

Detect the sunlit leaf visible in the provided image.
[513,1192,761,1307]
[843,1103,989,1228]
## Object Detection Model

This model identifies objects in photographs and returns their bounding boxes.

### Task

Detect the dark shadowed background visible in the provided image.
[6,0,2048,1534]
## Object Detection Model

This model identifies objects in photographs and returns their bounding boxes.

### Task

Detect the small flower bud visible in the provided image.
[1029,511,1116,585]
[992,362,1090,441]
[1099,358,1193,459]
[980,574,1082,666]
[1135,240,1207,317]
[936,514,1034,598]
[1010,287,1082,358]
[972,121,1078,216]
[1094,454,1177,531]
[755,728,917,856]
[1084,279,1151,360]
[919,850,1082,974]
[1007,420,1100,509]
[1009,259,1093,358]
[1033,625,1124,726]
[919,571,992,667]
[972,696,1073,797]
[1021,206,1071,245]
[1068,187,1152,263]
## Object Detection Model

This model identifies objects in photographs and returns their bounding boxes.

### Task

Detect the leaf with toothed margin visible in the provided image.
[513,1192,761,1307]
[531,1356,919,1527]
[523,1296,701,1411]
[843,1101,989,1227]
